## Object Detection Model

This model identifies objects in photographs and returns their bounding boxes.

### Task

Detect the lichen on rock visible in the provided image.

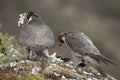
[0,32,117,80]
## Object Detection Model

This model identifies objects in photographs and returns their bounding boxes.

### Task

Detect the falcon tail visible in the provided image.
[84,53,116,65]
[97,55,116,65]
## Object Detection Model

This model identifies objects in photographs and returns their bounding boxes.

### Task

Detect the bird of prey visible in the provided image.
[57,31,115,77]
[18,11,54,60]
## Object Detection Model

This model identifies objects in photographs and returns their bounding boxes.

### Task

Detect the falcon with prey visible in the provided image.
[18,11,54,60]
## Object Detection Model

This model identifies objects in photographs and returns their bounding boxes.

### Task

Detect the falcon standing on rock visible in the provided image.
[18,11,54,60]
[57,31,115,77]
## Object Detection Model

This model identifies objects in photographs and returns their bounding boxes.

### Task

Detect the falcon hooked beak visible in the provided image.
[57,32,69,46]
[57,38,64,47]
[57,33,65,46]
[18,11,39,27]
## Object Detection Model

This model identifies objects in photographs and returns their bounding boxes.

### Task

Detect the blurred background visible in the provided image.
[0,0,120,79]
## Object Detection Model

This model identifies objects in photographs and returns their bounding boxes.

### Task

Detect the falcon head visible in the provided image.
[18,11,38,27]
[57,32,69,46]
[23,11,38,20]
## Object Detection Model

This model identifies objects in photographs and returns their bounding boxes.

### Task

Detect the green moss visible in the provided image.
[0,33,15,55]
[28,76,45,80]
[0,33,25,65]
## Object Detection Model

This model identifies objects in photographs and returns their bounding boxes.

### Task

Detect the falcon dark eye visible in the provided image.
[27,11,38,19]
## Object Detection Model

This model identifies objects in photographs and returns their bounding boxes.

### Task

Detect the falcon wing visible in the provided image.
[65,32,99,54]
[84,53,115,65]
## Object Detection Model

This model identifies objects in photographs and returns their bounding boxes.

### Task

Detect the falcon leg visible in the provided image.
[29,50,37,60]
[29,50,33,59]
[43,49,50,58]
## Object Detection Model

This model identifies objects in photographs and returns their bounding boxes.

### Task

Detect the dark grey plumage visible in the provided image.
[18,11,54,59]
[58,32,114,77]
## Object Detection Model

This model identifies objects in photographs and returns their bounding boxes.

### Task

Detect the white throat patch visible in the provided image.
[18,13,28,27]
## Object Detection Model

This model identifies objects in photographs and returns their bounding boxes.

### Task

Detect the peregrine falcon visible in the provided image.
[58,31,115,77]
[18,11,54,59]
